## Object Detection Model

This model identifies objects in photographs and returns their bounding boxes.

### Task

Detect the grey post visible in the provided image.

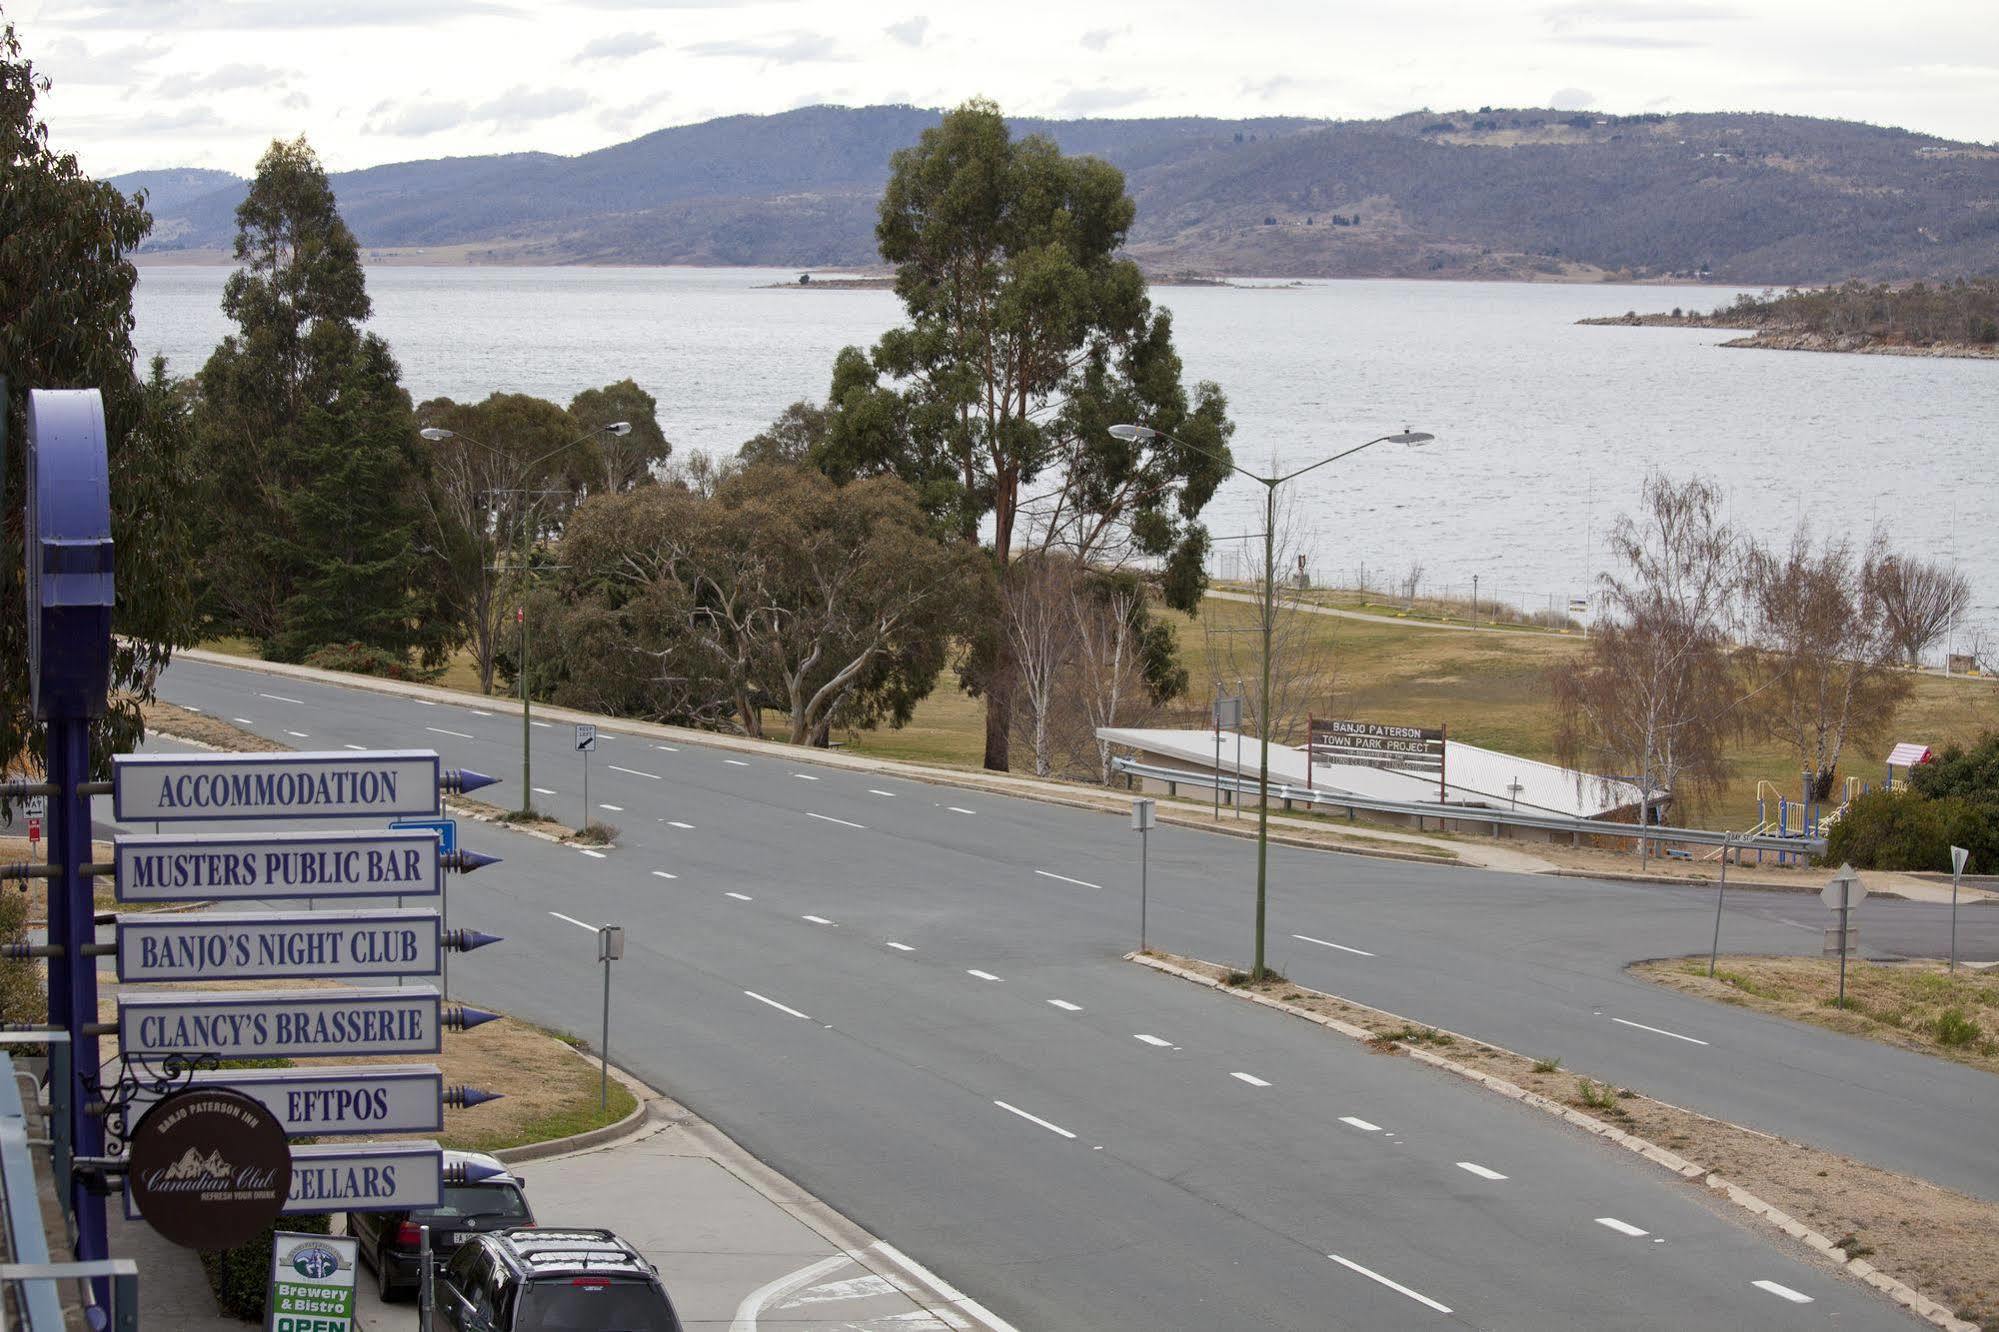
[1949,845,1969,973]
[1708,833,1731,977]
[419,1222,433,1332]
[598,924,624,1112]
[1212,719,1221,820]
[576,723,598,832]
[440,833,450,1002]
[1132,799,1156,952]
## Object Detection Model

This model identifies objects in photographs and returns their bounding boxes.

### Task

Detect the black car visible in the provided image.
[350,1151,533,1301]
[437,1228,683,1332]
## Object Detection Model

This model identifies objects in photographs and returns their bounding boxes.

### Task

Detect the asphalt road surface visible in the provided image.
[124,657,1995,1330]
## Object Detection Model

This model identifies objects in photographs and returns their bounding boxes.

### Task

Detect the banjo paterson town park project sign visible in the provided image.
[9,388,513,1308]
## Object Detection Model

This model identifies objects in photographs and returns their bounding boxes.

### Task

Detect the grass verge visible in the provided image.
[1142,950,1999,1331]
[1635,955,1999,1076]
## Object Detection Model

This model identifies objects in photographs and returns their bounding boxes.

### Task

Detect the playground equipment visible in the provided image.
[1709,773,1860,866]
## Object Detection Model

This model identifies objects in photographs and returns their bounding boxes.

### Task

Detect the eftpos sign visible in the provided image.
[113,828,445,903]
[112,750,492,823]
[124,1065,457,1137]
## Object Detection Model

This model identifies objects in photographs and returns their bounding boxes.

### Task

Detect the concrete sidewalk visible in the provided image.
[127,1083,1000,1331]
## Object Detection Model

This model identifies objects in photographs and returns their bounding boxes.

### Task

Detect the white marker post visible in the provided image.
[576,724,598,831]
[1132,798,1156,952]
[1949,845,1969,973]
[598,924,623,1113]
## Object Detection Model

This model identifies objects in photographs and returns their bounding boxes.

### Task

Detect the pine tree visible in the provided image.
[193,136,443,665]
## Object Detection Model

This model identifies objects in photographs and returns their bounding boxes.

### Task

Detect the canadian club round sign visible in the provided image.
[129,1087,292,1249]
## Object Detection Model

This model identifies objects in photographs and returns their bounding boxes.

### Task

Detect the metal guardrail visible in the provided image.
[0,1261,138,1332]
[0,1045,67,1330]
[1110,757,1829,857]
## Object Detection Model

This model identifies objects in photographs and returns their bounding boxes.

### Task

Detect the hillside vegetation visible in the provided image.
[119,104,1999,284]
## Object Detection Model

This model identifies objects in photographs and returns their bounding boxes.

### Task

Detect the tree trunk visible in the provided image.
[983,670,1014,772]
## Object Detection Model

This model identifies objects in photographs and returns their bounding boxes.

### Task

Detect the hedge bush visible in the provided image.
[200,1211,331,1321]
[301,641,415,681]
[1823,789,1998,872]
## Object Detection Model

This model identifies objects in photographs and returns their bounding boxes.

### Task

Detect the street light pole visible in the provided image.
[1110,423,1434,980]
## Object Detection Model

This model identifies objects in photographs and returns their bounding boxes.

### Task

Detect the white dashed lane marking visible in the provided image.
[426,726,474,740]
[577,849,607,859]
[548,912,595,931]
[258,693,304,705]
[533,787,557,796]
[342,744,367,751]
[1610,1017,1709,1046]
[1752,1280,1813,1304]
[1456,1162,1507,1181]
[598,804,624,812]
[1035,870,1101,890]
[668,820,695,829]
[1291,933,1375,957]
[1339,1116,1382,1132]
[1133,1034,1171,1047]
[947,806,976,815]
[285,730,310,739]
[1047,1000,1082,1012]
[1327,1255,1452,1315]
[993,1101,1075,1140]
[806,812,865,829]
[233,717,255,725]
[650,870,677,880]
[1231,1072,1271,1087]
[793,773,819,781]
[725,892,753,901]
[884,942,915,952]
[803,915,836,926]
[869,789,896,797]
[653,744,679,752]
[966,969,1002,982]
[724,759,750,767]
[609,765,659,779]
[1595,1218,1649,1237]
[745,990,812,1020]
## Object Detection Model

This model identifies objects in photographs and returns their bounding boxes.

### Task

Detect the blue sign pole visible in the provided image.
[26,389,116,1321]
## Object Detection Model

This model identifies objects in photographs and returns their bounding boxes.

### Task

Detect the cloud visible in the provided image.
[471,86,592,128]
[1054,85,1150,116]
[1550,87,1597,110]
[1543,0,1737,27]
[1555,32,1701,48]
[1080,26,1127,52]
[597,93,672,132]
[576,31,662,61]
[32,35,169,85]
[884,16,928,47]
[365,99,471,136]
[56,0,522,28]
[154,62,294,96]
[282,90,312,110]
[1241,75,1294,100]
[683,31,844,62]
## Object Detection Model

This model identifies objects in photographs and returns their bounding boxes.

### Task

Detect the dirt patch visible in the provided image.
[1635,955,1999,1076]
[1147,951,1999,1331]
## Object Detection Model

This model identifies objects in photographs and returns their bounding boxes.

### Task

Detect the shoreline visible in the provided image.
[1579,312,1999,360]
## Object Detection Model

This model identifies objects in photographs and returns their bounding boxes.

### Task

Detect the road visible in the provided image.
[126,656,1995,1329]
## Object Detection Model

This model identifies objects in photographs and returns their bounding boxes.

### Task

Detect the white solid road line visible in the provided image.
[726,892,753,901]
[803,915,836,926]
[1611,1016,1710,1046]
[1326,1255,1453,1315]
[1339,1116,1382,1132]
[668,820,695,829]
[993,1100,1076,1139]
[1035,870,1102,890]
[885,942,915,952]
[1047,1000,1082,1012]
[729,1253,851,1332]
[745,990,813,1020]
[807,812,866,829]
[549,911,596,931]
[1595,1217,1650,1237]
[725,759,750,766]
[609,765,661,779]
[1231,1072,1271,1087]
[651,870,678,880]
[1291,933,1376,957]
[870,1242,1022,1332]
[947,806,976,814]
[1752,1280,1814,1304]
[426,726,474,740]
[285,730,310,739]
[1456,1162,1508,1181]
[258,692,305,705]
[966,969,1003,982]
[1133,1034,1171,1047]
[869,789,896,797]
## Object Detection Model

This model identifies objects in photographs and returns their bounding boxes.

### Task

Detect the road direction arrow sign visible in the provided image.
[123,1065,467,1137]
[116,986,497,1060]
[113,750,497,823]
[575,723,598,752]
[115,908,498,983]
[113,829,448,904]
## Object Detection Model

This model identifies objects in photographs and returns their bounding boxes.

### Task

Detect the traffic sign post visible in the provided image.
[1950,845,1970,973]
[1132,798,1156,953]
[1820,864,1865,1007]
[577,724,598,831]
[598,924,622,1113]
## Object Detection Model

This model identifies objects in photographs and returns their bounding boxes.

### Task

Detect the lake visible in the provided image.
[131,264,1998,648]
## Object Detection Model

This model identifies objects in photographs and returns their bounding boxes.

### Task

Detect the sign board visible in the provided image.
[1308,717,1447,776]
[128,1140,445,1222]
[268,1232,357,1332]
[575,723,598,752]
[1952,845,1971,878]
[390,816,456,856]
[117,909,445,983]
[598,924,624,962]
[127,1087,292,1249]
[112,829,443,904]
[119,987,448,1059]
[126,1065,447,1137]
[1131,798,1156,832]
[1820,865,1866,912]
[113,750,444,823]
[1211,697,1243,731]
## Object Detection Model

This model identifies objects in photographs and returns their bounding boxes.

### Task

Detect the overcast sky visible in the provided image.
[15,0,1998,177]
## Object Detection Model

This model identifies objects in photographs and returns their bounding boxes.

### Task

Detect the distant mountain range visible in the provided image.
[115,105,1999,284]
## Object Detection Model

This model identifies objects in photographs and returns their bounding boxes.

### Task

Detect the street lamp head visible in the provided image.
[603,421,633,437]
[1108,423,1159,442]
[1387,430,1435,445]
[419,427,455,441]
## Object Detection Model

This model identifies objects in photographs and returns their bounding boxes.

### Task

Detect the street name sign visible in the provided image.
[113,828,444,904]
[126,1065,453,1137]
[117,986,494,1060]
[117,908,451,983]
[268,1232,358,1332]
[113,750,456,823]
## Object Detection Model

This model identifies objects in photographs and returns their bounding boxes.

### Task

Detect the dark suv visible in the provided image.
[437,1228,683,1332]
[350,1151,533,1301]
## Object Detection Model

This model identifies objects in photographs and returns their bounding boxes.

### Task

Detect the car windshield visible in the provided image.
[415,1182,529,1223]
[513,1277,678,1332]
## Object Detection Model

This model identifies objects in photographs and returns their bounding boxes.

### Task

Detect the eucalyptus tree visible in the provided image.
[823,100,1233,770]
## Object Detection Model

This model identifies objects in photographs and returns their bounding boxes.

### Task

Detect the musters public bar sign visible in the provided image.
[127,1087,291,1249]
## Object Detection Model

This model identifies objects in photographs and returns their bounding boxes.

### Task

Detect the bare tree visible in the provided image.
[1872,555,1971,667]
[1198,494,1340,749]
[1744,528,1908,801]
[1005,555,1084,778]
[1399,561,1424,608]
[1063,574,1159,783]
[1551,474,1744,838]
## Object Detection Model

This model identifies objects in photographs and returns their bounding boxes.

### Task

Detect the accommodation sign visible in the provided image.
[113,829,443,903]
[1307,718,1447,775]
[113,750,444,823]
[117,909,448,983]
[117,987,480,1059]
